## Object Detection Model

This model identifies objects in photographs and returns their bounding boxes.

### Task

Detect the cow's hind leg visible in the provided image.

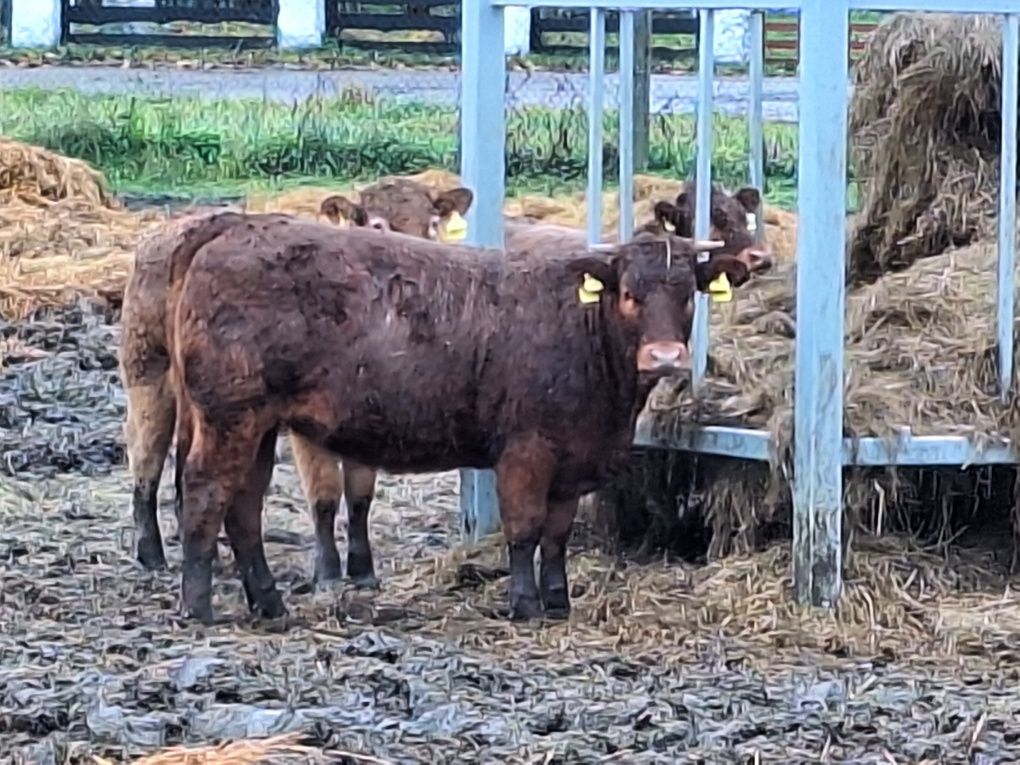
[224,427,286,619]
[343,460,379,590]
[173,397,223,571]
[291,434,345,587]
[539,497,580,620]
[180,415,268,624]
[124,383,175,570]
[495,435,556,621]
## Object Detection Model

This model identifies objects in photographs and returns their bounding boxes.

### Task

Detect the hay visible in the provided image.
[104,733,330,765]
[0,137,114,208]
[849,13,1005,282]
[0,140,165,320]
[635,238,1020,558]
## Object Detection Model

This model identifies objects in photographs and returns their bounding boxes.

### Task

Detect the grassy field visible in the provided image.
[0,86,801,207]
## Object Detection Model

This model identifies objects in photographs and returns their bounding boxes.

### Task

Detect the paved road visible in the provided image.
[0,66,807,122]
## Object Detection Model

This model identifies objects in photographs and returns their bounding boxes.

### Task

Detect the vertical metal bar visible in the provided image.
[998,13,1018,401]
[748,10,766,245]
[692,9,715,389]
[459,0,506,541]
[619,10,636,240]
[793,0,849,608]
[587,8,607,245]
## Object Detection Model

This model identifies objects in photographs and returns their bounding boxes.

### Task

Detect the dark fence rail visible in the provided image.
[529,8,698,62]
[62,0,278,49]
[326,1,459,55]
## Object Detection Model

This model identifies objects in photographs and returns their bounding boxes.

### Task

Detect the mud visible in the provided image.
[2,303,1020,763]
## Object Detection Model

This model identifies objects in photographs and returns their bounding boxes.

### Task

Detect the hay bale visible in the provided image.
[849,13,1004,282]
[615,237,1020,559]
[0,138,114,208]
[0,140,165,319]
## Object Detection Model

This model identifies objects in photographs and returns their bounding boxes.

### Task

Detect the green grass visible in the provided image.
[0,86,802,208]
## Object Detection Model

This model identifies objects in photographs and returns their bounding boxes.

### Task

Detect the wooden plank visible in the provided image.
[64,6,274,26]
[633,9,651,171]
[64,32,276,48]
[337,13,458,33]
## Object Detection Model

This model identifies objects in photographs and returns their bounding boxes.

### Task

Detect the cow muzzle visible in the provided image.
[636,341,691,375]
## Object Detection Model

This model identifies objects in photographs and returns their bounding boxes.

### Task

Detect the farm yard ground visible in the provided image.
[4,303,1020,763]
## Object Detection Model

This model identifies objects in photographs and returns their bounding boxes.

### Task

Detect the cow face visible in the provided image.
[649,182,771,270]
[572,236,756,376]
[319,178,474,242]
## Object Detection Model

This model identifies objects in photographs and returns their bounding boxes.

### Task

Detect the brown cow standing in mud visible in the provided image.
[167,214,763,623]
[119,178,474,576]
[120,177,771,595]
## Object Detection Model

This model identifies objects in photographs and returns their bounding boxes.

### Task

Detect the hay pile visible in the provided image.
[622,12,1020,562]
[849,13,1005,283]
[0,139,164,320]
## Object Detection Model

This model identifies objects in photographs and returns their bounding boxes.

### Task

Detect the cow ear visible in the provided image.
[653,201,680,233]
[320,195,368,226]
[432,187,474,216]
[734,186,762,213]
[565,254,620,292]
[694,255,751,292]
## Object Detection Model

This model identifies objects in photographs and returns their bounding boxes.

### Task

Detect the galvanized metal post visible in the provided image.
[793,0,849,608]
[692,9,715,389]
[619,10,636,239]
[748,11,766,245]
[997,13,1018,401]
[587,8,607,245]
[459,0,506,541]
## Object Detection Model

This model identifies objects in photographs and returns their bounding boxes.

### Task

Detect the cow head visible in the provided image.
[319,178,474,242]
[571,235,757,376]
[645,182,772,277]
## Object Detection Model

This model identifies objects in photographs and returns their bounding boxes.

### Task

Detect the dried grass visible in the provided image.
[849,12,1004,283]
[102,733,328,765]
[623,12,1020,562]
[0,139,165,320]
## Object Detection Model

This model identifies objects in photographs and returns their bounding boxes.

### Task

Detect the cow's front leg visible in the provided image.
[495,435,556,621]
[539,496,579,619]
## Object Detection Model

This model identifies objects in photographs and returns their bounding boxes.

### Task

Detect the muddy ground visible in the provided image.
[3,301,1020,764]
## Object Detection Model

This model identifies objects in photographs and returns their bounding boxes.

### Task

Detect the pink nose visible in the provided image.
[636,341,691,374]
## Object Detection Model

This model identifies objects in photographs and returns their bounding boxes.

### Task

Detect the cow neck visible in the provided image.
[592,290,643,428]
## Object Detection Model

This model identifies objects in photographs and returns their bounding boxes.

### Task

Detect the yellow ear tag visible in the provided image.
[441,211,468,243]
[709,272,733,304]
[746,212,758,234]
[578,273,604,305]
[663,220,676,233]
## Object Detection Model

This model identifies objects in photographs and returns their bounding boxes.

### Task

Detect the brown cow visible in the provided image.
[284,186,772,593]
[119,178,473,573]
[168,214,761,624]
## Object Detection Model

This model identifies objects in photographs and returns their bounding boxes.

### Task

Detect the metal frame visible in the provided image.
[461,1,1020,606]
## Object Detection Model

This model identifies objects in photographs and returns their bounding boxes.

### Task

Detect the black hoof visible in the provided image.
[509,596,544,622]
[136,538,168,571]
[314,556,343,588]
[255,590,288,620]
[350,573,381,591]
[542,588,571,620]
